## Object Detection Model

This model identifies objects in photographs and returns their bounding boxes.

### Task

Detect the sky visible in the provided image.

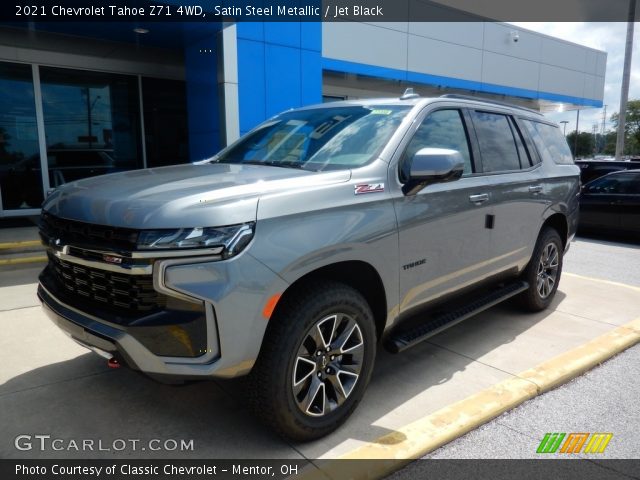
[510,22,639,134]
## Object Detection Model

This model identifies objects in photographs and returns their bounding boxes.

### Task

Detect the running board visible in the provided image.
[386,280,529,354]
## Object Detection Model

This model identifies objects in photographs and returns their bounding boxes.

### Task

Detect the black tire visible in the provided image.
[247,281,377,441]
[517,227,564,312]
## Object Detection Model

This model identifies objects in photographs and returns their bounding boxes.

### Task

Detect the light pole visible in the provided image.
[615,0,636,160]
[560,120,569,136]
[574,110,580,158]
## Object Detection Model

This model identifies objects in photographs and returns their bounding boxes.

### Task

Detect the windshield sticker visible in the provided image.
[370,109,392,115]
[355,183,385,195]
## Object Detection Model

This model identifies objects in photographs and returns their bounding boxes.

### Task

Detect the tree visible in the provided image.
[602,131,618,156]
[566,131,594,158]
[611,99,640,155]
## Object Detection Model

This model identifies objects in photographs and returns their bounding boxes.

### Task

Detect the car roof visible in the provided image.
[586,168,640,184]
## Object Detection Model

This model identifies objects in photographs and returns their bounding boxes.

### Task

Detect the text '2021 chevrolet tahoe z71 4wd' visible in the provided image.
[38,93,579,440]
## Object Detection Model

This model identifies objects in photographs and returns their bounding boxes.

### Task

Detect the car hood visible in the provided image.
[42,163,351,228]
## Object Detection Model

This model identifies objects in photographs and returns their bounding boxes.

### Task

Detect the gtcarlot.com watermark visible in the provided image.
[14,434,194,452]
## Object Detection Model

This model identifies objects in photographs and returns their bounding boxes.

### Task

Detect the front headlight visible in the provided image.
[137,222,255,258]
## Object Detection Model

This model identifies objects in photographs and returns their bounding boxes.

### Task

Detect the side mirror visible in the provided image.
[402,148,465,195]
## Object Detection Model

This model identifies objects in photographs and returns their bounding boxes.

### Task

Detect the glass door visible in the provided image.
[0,62,44,211]
[39,67,142,188]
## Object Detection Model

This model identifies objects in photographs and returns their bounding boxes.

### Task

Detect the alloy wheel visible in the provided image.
[292,313,365,417]
[536,242,559,299]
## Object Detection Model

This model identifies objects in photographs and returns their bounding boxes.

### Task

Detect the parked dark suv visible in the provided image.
[38,93,580,440]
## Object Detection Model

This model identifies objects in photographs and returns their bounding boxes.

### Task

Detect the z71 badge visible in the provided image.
[354,183,385,195]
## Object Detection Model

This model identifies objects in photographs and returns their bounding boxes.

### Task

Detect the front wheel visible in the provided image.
[247,282,376,441]
[517,227,564,312]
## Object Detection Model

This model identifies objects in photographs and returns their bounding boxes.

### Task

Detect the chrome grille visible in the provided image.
[48,253,164,313]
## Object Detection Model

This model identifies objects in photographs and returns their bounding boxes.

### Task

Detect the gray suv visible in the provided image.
[38,93,579,440]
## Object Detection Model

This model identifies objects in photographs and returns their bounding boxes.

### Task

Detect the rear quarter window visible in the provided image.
[522,119,574,165]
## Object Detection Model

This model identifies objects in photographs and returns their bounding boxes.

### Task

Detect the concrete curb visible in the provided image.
[0,240,41,250]
[311,316,640,480]
[0,255,46,266]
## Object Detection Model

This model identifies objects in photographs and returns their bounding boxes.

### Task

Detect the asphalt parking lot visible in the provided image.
[1,235,639,468]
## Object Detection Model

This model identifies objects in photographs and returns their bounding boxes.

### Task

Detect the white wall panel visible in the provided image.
[585,49,598,75]
[540,37,587,72]
[539,64,586,97]
[482,51,539,91]
[408,35,482,80]
[482,23,542,62]
[408,22,484,49]
[323,22,407,71]
[322,21,607,103]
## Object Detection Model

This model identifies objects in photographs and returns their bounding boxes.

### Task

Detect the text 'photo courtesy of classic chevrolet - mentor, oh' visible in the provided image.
[37,91,580,441]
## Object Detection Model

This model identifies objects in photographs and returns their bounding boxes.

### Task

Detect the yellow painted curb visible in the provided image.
[0,240,42,250]
[0,255,47,266]
[519,317,640,392]
[311,316,640,480]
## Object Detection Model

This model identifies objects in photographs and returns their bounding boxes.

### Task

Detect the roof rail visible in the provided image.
[439,94,543,116]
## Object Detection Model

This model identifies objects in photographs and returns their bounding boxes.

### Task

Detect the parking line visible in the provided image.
[564,271,640,293]
[312,314,640,480]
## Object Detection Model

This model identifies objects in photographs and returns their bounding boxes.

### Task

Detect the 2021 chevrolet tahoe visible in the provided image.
[38,93,580,440]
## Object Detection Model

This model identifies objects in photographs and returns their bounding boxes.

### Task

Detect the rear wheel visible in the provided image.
[517,227,563,312]
[247,282,376,441]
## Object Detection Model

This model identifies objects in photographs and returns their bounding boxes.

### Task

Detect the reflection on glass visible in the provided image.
[40,67,142,187]
[0,62,44,210]
[142,77,189,167]
[216,105,411,171]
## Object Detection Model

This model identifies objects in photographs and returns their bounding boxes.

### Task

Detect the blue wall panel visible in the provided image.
[237,22,264,42]
[184,25,221,161]
[301,49,322,106]
[236,22,322,135]
[301,22,321,52]
[237,39,267,134]
[265,44,301,117]
[265,22,301,48]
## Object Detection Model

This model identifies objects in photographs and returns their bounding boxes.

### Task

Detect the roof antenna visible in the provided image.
[400,87,420,100]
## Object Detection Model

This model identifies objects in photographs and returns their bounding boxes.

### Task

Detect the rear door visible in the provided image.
[467,110,546,276]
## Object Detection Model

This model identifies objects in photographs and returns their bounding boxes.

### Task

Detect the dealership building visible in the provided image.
[0,14,606,217]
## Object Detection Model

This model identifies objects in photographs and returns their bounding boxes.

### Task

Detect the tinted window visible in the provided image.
[472,111,521,172]
[402,109,472,180]
[509,117,533,167]
[586,172,640,194]
[522,120,574,165]
[216,105,410,171]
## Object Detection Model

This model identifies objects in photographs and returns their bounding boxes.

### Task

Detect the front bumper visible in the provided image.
[38,251,289,380]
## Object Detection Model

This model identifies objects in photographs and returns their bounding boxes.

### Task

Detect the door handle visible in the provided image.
[469,193,489,204]
[529,185,543,194]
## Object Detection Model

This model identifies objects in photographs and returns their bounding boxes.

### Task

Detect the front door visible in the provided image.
[393,107,493,315]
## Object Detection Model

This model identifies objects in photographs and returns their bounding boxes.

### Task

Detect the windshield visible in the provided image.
[214,105,411,171]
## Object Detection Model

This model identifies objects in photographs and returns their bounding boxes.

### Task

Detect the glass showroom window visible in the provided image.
[0,62,45,210]
[39,67,142,188]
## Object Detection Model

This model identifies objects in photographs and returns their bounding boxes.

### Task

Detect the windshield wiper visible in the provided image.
[241,160,307,170]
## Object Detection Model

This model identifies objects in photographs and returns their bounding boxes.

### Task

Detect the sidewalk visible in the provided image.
[1,269,639,465]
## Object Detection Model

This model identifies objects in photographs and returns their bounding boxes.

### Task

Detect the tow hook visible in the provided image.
[107,357,121,369]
